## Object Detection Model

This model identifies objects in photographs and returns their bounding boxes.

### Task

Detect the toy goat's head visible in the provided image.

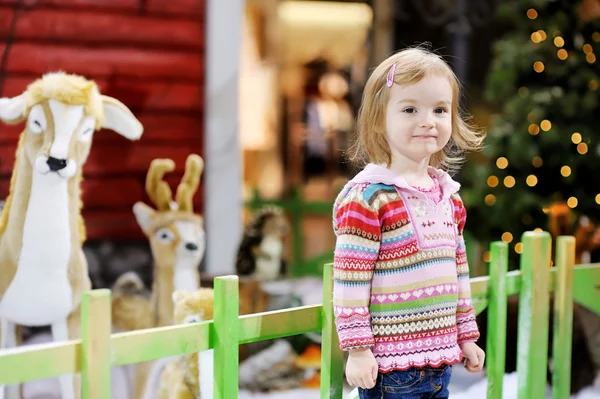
[133,154,205,270]
[0,72,143,180]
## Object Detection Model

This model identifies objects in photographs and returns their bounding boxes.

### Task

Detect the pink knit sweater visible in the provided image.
[332,164,480,372]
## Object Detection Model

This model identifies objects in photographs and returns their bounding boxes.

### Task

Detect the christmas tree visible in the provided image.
[460,0,600,262]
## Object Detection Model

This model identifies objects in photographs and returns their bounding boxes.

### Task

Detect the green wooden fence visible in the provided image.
[0,231,599,399]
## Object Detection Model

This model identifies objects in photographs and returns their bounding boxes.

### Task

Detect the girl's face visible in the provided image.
[385,74,453,166]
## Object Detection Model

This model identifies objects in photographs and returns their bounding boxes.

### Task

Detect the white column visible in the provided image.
[204,0,244,274]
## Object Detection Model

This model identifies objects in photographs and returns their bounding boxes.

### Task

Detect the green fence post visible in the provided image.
[80,289,112,399]
[486,241,508,399]
[212,276,239,399]
[516,231,552,399]
[552,236,575,399]
[320,263,344,398]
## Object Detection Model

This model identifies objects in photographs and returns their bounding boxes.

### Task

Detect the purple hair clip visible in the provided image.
[386,63,396,87]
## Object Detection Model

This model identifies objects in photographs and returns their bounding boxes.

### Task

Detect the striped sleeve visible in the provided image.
[332,185,381,351]
[453,195,481,344]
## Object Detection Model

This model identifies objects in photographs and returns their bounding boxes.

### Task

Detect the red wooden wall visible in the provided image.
[0,0,205,240]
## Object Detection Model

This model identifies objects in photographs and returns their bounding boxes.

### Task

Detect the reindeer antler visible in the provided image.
[175,154,203,213]
[146,158,176,212]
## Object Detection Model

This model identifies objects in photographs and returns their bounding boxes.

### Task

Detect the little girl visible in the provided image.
[332,47,486,399]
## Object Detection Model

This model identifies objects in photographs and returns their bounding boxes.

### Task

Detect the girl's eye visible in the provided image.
[403,107,416,113]
[435,107,448,114]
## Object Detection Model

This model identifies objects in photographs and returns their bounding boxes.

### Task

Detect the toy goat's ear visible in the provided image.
[100,95,144,140]
[0,94,27,124]
[133,202,155,234]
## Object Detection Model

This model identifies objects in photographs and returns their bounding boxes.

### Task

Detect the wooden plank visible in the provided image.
[0,113,202,145]
[516,232,551,399]
[0,8,12,37]
[238,305,322,344]
[111,322,211,366]
[0,144,17,176]
[0,178,7,198]
[320,263,344,399]
[552,236,575,399]
[0,0,139,12]
[0,8,204,51]
[83,210,145,240]
[5,43,203,81]
[81,177,144,209]
[213,276,240,399]
[2,76,203,112]
[122,114,202,141]
[0,0,204,17]
[0,340,80,385]
[146,0,204,18]
[81,175,203,209]
[83,143,203,176]
[80,290,112,399]
[98,80,203,113]
[486,242,508,399]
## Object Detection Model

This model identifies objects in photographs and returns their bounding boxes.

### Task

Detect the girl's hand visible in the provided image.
[345,348,378,389]
[460,342,485,372]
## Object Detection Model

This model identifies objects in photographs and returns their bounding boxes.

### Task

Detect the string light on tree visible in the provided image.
[487,176,499,187]
[515,242,523,254]
[557,49,568,60]
[554,36,565,47]
[578,143,589,154]
[538,30,547,40]
[483,251,491,263]
[561,166,572,177]
[527,8,538,19]
[496,157,508,169]
[572,132,582,144]
[596,194,600,204]
[529,124,540,135]
[485,194,496,206]
[568,197,578,208]
[526,175,538,186]
[594,32,600,42]
[587,53,596,63]
[504,176,516,188]
[502,232,513,243]
[540,120,552,131]
[532,156,543,167]
[534,61,545,72]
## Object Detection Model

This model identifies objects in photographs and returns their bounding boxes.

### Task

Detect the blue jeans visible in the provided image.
[358,365,452,399]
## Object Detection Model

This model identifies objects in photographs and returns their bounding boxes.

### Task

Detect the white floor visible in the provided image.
[13,332,600,399]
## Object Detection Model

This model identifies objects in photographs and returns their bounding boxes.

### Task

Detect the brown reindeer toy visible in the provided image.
[132,153,205,327]
[0,72,143,399]
[111,154,205,399]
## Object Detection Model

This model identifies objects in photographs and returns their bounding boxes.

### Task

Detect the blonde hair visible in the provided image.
[349,46,485,174]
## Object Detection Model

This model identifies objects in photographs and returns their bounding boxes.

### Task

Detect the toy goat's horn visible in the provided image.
[175,154,203,213]
[146,159,175,211]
